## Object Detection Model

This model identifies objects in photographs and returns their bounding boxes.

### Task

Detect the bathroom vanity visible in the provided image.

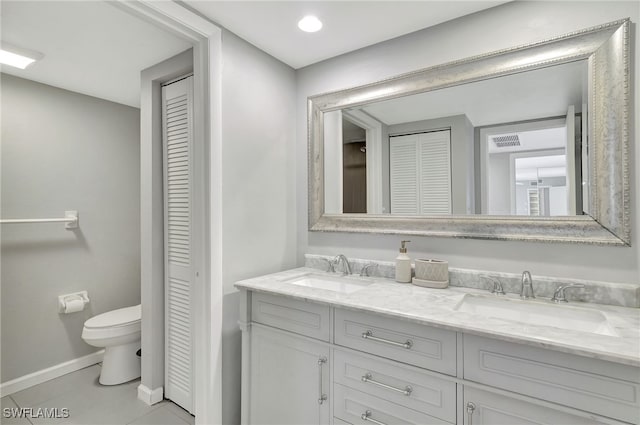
[236,268,640,425]
[235,16,638,425]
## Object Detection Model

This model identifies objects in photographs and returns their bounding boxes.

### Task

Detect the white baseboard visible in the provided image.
[0,350,104,397]
[138,384,164,405]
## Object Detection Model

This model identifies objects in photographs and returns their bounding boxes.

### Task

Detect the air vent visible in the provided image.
[492,134,521,148]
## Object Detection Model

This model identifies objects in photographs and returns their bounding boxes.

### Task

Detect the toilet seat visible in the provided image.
[82,305,141,341]
[84,304,141,329]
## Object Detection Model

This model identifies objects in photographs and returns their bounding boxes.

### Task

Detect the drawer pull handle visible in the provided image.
[317,356,327,405]
[362,330,413,349]
[361,373,412,396]
[466,402,476,425]
[361,410,387,425]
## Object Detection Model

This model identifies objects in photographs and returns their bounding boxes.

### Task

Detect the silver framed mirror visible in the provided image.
[308,19,630,246]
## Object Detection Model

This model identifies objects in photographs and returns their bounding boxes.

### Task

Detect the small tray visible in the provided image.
[411,277,449,289]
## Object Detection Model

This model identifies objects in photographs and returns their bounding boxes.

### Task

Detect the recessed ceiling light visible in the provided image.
[298,15,322,33]
[0,43,43,70]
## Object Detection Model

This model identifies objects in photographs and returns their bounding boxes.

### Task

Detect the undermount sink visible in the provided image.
[454,294,619,337]
[283,273,372,294]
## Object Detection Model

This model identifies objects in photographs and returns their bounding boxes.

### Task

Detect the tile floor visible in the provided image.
[1,365,194,425]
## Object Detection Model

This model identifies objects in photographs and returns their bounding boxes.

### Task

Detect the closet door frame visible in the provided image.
[126,1,223,423]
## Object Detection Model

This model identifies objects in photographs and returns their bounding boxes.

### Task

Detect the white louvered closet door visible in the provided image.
[390,131,452,215]
[162,76,194,413]
[389,135,420,214]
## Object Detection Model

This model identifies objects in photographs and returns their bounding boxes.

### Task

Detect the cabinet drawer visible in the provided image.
[251,292,330,341]
[334,349,456,423]
[463,386,621,425]
[334,309,457,375]
[334,384,451,425]
[464,335,640,424]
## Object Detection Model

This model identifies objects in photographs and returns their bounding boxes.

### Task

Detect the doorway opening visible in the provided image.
[342,118,367,213]
[481,112,584,217]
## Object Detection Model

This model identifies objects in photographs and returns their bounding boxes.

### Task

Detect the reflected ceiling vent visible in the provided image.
[492,134,521,148]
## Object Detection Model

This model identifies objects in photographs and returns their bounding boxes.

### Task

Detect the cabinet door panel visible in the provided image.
[464,387,620,425]
[334,384,451,425]
[250,326,330,424]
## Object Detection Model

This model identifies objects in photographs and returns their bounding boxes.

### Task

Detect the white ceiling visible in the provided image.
[0,1,507,107]
[489,127,567,154]
[356,60,587,128]
[1,1,192,107]
[184,1,508,69]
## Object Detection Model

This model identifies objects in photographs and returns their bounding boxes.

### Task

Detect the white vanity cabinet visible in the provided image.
[249,326,330,424]
[245,292,332,424]
[239,289,638,425]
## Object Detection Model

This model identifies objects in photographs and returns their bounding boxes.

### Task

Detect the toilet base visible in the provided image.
[99,340,141,385]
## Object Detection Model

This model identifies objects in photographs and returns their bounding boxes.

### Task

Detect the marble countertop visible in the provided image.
[235,267,640,367]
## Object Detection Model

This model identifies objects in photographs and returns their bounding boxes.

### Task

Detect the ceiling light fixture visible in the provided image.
[298,15,322,33]
[0,43,43,70]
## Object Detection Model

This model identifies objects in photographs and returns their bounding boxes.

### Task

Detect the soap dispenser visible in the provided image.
[395,240,412,283]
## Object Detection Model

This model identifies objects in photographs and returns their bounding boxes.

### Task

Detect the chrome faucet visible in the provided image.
[485,276,506,295]
[551,284,585,303]
[333,254,351,275]
[520,271,535,299]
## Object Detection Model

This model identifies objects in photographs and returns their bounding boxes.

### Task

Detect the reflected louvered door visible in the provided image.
[162,76,194,413]
[390,135,419,214]
[390,131,451,215]
[418,131,451,215]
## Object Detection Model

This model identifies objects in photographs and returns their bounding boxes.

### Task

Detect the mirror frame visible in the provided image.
[308,19,630,246]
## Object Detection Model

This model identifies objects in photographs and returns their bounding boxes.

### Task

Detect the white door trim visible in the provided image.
[566,105,576,215]
[116,2,223,424]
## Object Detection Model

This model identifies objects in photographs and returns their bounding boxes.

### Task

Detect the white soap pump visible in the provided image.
[395,240,412,283]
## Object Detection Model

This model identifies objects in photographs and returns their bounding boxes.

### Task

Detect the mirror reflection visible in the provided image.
[324,60,588,216]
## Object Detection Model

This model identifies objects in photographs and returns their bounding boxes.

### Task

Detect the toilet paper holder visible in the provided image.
[58,291,90,313]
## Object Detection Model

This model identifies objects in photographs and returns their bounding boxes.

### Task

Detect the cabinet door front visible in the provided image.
[250,326,330,424]
[463,387,613,425]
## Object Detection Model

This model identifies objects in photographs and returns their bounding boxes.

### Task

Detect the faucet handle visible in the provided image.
[360,263,377,277]
[483,276,506,295]
[333,254,352,275]
[318,258,335,273]
[551,284,585,303]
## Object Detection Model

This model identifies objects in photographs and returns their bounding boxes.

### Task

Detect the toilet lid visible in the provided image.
[84,304,141,329]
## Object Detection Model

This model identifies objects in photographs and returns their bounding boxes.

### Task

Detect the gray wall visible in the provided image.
[387,114,475,214]
[296,1,640,284]
[487,153,511,215]
[1,74,141,382]
[220,29,297,425]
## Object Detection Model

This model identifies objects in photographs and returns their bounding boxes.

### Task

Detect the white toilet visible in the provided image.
[82,304,141,385]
